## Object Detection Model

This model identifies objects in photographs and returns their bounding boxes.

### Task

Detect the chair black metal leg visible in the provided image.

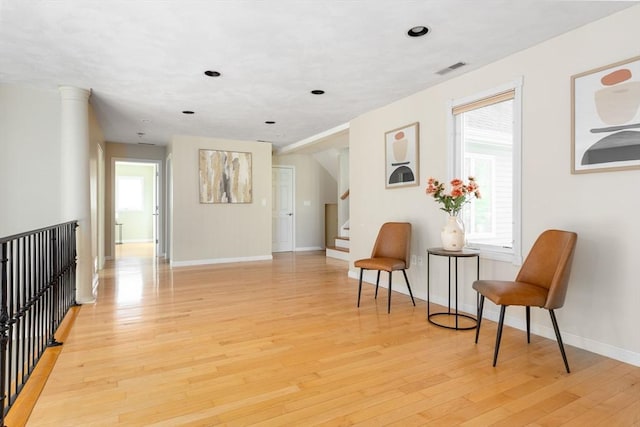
[374,270,381,299]
[402,270,415,306]
[357,268,364,307]
[493,306,507,367]
[387,271,392,313]
[526,306,531,343]
[549,310,570,373]
[475,294,485,344]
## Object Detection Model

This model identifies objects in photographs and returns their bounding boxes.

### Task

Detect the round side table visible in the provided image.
[427,247,479,330]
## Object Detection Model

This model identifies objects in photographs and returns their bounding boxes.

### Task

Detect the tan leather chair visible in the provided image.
[473,229,578,372]
[355,222,415,313]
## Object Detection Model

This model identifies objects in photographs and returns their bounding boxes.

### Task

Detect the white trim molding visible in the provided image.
[170,254,273,268]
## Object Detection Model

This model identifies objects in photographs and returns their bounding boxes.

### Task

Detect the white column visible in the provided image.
[59,86,94,303]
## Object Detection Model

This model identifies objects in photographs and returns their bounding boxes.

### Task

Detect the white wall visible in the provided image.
[273,153,338,250]
[170,135,272,265]
[0,84,63,236]
[349,5,640,366]
[1,84,104,301]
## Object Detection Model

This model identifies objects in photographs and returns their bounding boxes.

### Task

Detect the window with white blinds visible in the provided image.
[451,80,522,263]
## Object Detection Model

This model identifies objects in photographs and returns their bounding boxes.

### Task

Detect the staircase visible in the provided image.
[326,225,349,261]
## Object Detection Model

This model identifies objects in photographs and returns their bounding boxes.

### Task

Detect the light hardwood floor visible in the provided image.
[8,249,640,426]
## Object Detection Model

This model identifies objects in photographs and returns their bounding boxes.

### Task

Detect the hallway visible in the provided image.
[13,252,640,425]
[115,242,155,259]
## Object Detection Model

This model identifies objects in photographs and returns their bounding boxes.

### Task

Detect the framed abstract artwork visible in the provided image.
[572,55,640,173]
[385,122,419,188]
[199,149,252,203]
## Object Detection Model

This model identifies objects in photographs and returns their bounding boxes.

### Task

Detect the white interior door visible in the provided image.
[272,166,294,252]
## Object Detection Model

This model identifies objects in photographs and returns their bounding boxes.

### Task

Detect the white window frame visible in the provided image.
[447,77,523,265]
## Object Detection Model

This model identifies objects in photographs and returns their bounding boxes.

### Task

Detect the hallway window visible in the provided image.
[451,79,522,263]
[116,176,144,212]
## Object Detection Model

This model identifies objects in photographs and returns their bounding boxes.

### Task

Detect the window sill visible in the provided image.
[465,244,522,266]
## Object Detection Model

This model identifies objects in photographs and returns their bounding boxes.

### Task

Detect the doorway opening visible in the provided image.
[114,160,160,260]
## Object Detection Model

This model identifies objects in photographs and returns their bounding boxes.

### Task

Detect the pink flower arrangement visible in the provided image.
[426,177,481,216]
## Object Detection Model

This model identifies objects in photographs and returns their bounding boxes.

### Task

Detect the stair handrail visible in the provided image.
[1,220,78,424]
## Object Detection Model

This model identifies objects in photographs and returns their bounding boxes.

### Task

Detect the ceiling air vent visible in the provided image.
[436,61,467,75]
[138,142,156,146]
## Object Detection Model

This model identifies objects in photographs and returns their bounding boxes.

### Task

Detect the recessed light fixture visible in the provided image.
[311,90,325,95]
[182,110,195,114]
[204,70,221,77]
[407,25,430,37]
[265,121,276,124]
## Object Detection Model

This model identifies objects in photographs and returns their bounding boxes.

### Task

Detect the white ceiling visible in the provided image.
[0,1,636,150]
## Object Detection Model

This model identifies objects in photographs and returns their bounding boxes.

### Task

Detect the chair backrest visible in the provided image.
[515,229,577,310]
[371,222,412,268]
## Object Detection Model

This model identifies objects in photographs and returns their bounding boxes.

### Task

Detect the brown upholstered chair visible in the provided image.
[355,222,415,313]
[473,229,578,373]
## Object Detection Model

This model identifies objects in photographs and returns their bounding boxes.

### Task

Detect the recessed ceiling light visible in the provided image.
[182,110,195,114]
[265,121,276,124]
[204,70,221,77]
[407,25,430,37]
[311,90,325,95]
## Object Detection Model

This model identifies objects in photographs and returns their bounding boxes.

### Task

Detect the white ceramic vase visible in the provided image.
[441,215,465,251]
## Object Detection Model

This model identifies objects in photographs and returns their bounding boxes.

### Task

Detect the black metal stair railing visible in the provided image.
[0,221,79,425]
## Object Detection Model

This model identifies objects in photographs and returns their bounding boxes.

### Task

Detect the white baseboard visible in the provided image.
[348,269,640,367]
[171,254,273,268]
[105,253,165,261]
[295,246,324,251]
[470,302,640,368]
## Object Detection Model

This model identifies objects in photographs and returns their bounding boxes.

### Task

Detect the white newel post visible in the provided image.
[59,86,95,303]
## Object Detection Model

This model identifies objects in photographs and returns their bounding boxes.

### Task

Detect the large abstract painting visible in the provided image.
[385,122,419,188]
[572,55,640,173]
[199,149,252,203]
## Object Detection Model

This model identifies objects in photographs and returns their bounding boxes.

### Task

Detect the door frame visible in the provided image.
[111,157,163,258]
[165,154,173,262]
[97,144,105,269]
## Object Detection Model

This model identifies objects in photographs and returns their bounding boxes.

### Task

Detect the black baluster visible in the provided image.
[1,241,9,427]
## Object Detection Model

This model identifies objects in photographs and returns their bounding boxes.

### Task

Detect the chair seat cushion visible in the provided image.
[472,280,548,307]
[355,257,406,272]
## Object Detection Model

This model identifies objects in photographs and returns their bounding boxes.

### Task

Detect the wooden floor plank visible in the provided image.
[6,248,640,426]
